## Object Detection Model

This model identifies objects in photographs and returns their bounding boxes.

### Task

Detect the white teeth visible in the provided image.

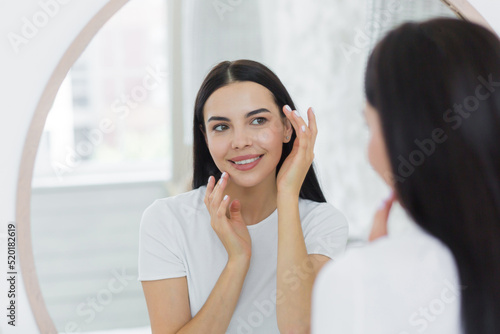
[233,156,261,165]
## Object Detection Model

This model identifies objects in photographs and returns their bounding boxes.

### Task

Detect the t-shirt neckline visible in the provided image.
[199,185,279,230]
[245,208,278,230]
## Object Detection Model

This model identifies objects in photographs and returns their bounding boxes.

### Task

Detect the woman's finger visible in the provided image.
[291,107,309,134]
[211,172,228,212]
[283,105,299,134]
[308,107,318,147]
[284,105,310,151]
[208,175,219,206]
[292,106,314,156]
[216,193,231,220]
[204,175,215,206]
[368,191,396,242]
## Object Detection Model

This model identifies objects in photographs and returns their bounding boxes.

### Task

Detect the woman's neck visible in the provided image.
[224,172,278,226]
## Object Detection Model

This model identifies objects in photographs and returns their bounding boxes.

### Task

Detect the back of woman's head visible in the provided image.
[192,59,326,202]
[365,18,500,333]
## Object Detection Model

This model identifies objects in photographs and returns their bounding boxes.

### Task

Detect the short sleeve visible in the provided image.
[138,199,187,281]
[303,202,349,260]
[311,256,365,334]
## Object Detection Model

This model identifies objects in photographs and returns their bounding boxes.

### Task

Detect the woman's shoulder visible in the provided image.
[298,198,347,224]
[318,222,458,290]
[313,224,462,333]
[141,186,207,223]
[148,186,206,210]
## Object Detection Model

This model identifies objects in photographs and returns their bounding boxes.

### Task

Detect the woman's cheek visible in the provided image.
[368,132,394,187]
[257,124,283,144]
[368,134,383,176]
[257,130,270,142]
[367,136,376,170]
[208,136,226,161]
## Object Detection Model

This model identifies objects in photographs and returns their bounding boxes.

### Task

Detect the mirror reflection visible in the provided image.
[30,0,456,332]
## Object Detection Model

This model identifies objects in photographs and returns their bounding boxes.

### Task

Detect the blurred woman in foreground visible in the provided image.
[312,18,500,334]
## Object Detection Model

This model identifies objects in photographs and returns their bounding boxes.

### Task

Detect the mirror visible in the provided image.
[20,0,494,332]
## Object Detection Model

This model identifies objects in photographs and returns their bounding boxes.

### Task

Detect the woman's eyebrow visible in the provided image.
[207,108,270,123]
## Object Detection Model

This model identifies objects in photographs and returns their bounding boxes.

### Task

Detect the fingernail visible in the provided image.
[311,107,315,114]
[208,176,211,183]
[294,110,301,117]
[285,105,292,112]
[301,125,306,132]
[223,195,228,201]
[222,172,227,178]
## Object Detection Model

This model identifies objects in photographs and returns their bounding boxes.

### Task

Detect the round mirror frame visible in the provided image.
[15,0,493,332]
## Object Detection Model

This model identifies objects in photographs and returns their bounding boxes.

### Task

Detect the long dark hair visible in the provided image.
[365,18,500,333]
[192,59,326,202]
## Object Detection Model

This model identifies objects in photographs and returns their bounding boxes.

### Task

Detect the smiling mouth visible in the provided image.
[229,155,264,165]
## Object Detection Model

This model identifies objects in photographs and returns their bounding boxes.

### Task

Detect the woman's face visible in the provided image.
[202,81,293,188]
[365,102,394,188]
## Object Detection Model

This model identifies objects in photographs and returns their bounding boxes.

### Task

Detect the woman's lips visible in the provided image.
[229,154,264,171]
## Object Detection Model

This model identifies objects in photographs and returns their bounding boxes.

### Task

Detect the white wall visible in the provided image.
[0,0,498,333]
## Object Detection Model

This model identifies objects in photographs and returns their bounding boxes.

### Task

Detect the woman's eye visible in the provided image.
[213,124,228,132]
[252,117,267,125]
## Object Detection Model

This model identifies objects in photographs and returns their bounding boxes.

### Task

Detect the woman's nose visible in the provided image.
[231,129,252,149]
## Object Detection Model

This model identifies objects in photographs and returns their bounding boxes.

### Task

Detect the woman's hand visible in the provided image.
[276,105,317,197]
[204,172,252,261]
[368,191,396,242]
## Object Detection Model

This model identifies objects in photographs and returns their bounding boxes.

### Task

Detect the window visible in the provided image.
[33,0,170,187]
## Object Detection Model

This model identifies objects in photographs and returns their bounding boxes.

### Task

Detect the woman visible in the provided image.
[138,60,348,333]
[312,18,500,334]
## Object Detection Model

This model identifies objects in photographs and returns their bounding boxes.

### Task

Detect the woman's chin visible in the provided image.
[225,172,263,189]
[229,177,259,188]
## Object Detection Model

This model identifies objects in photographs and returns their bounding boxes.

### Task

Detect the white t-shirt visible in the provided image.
[138,185,349,334]
[311,219,463,334]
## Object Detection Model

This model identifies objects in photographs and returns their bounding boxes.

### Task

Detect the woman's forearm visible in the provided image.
[276,192,316,334]
[176,257,250,334]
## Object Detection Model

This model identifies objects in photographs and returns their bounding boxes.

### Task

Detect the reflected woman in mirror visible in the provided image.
[138,59,349,333]
[312,18,500,334]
